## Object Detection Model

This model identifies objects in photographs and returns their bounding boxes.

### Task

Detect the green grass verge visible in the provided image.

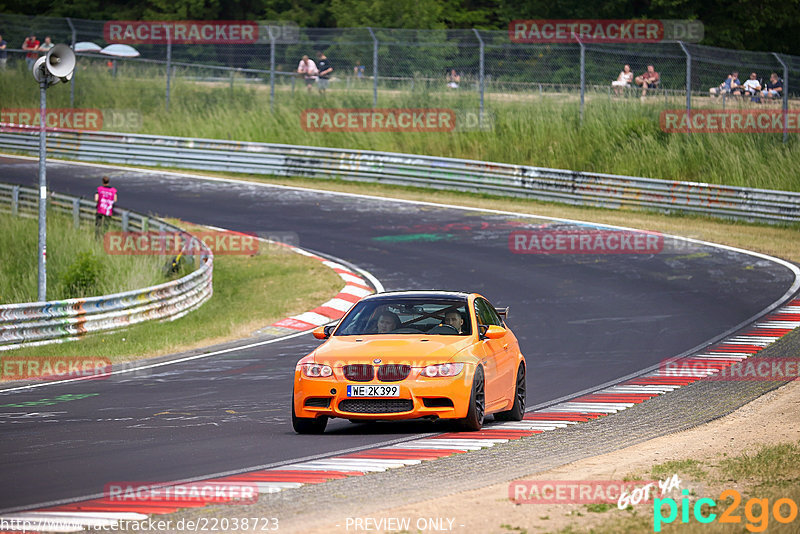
[1,63,798,191]
[0,210,167,303]
[1,218,344,365]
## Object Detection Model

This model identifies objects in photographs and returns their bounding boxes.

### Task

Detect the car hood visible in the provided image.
[313,335,473,367]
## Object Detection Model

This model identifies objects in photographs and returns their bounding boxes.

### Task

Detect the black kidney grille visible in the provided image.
[343,364,374,382]
[338,399,414,414]
[377,364,411,382]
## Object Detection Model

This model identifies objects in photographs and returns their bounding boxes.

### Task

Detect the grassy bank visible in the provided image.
[0,211,166,303]
[1,218,344,364]
[1,64,798,191]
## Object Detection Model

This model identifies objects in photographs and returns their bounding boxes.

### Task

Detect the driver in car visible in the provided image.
[443,310,464,334]
[376,311,401,333]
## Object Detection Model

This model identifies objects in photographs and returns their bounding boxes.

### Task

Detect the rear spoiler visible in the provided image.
[496,307,509,320]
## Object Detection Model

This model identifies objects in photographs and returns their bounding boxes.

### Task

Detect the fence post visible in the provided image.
[772,52,789,144]
[11,185,19,216]
[66,17,76,108]
[473,29,485,128]
[121,210,129,232]
[72,198,80,228]
[269,26,276,112]
[367,27,378,108]
[165,24,172,112]
[678,41,691,134]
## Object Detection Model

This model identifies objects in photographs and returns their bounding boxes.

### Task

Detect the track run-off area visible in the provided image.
[0,155,798,527]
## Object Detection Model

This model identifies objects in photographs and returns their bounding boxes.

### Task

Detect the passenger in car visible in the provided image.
[376,311,401,333]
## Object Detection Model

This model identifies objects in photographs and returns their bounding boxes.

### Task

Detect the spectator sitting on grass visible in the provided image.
[761,72,783,99]
[710,71,741,96]
[742,72,762,102]
[611,64,633,95]
[447,69,460,89]
[635,65,659,97]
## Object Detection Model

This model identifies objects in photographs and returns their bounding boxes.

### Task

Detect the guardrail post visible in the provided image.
[12,185,19,216]
[678,41,691,135]
[772,52,789,144]
[142,217,149,232]
[473,29,485,128]
[66,17,76,108]
[165,24,172,112]
[269,26,276,112]
[121,210,129,232]
[367,27,378,108]
[72,198,80,228]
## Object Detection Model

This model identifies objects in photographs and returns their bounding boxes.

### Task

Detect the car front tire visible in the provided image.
[459,366,485,431]
[292,398,328,434]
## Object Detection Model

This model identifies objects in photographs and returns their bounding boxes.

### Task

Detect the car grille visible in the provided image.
[343,364,374,382]
[376,364,411,382]
[338,399,414,414]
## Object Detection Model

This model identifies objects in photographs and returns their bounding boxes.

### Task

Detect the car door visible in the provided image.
[474,298,511,411]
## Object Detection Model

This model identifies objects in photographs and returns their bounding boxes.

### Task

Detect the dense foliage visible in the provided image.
[2,0,798,55]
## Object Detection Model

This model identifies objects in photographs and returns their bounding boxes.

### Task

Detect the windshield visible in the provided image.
[335,298,472,336]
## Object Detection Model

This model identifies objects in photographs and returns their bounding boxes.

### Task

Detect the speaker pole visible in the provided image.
[37,71,48,302]
[31,44,76,302]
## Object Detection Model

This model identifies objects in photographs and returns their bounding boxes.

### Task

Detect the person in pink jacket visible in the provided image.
[95,175,117,236]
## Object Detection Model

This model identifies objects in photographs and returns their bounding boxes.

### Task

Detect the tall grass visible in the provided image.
[0,211,167,303]
[1,64,798,191]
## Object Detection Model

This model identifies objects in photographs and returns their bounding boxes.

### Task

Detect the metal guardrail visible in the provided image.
[0,182,214,350]
[1,128,799,223]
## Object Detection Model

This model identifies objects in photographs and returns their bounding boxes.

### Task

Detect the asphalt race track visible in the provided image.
[0,155,796,512]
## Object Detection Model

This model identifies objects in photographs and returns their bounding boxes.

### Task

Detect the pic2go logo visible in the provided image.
[654,489,799,532]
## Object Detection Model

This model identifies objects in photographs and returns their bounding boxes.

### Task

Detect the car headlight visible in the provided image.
[301,363,333,378]
[421,362,464,378]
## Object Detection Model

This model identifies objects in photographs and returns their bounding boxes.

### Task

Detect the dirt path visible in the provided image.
[292,379,800,534]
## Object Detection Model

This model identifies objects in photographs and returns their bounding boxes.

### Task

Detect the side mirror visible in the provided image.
[313,324,337,339]
[312,326,328,339]
[483,325,506,339]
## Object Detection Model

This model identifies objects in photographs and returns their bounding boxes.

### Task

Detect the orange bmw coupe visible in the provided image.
[292,291,526,433]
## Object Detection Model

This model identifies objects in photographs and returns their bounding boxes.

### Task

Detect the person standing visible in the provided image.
[23,34,40,70]
[0,35,8,70]
[297,55,318,92]
[316,51,333,93]
[95,176,117,236]
[38,36,54,54]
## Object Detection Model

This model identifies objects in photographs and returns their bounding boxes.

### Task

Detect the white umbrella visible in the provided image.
[74,41,102,52]
[100,44,140,58]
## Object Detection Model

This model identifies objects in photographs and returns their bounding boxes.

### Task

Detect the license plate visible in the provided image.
[347,385,400,397]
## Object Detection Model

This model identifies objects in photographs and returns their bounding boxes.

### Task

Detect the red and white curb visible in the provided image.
[3,299,798,532]
[269,251,374,332]
[206,229,376,336]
